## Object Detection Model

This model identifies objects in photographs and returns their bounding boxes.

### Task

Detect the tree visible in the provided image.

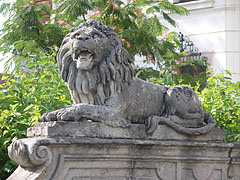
[0,0,189,72]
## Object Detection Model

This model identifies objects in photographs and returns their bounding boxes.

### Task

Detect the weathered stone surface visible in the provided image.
[27,121,226,142]
[7,128,240,180]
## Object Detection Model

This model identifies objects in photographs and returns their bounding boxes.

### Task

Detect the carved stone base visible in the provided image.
[7,122,240,180]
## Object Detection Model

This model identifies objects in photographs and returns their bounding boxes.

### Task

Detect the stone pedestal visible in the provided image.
[7,122,240,180]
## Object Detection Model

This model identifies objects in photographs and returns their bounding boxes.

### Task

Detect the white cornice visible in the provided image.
[175,0,215,11]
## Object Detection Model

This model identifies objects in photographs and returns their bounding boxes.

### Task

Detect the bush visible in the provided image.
[196,72,240,142]
[0,52,71,179]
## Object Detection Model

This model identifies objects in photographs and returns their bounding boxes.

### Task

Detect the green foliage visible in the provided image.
[0,0,188,73]
[0,51,71,179]
[196,72,240,142]
[0,0,69,72]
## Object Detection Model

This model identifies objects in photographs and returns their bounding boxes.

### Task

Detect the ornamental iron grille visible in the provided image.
[177,32,208,77]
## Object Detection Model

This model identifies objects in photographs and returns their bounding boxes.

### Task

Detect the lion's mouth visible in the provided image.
[78,49,93,60]
[75,49,94,70]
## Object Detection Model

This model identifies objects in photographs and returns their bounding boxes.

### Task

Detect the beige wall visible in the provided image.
[164,0,240,82]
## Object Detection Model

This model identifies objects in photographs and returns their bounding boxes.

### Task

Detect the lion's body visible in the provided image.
[107,78,167,123]
[41,20,216,135]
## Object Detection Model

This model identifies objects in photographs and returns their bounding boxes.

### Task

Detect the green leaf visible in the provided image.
[1,75,8,80]
[23,105,34,112]
[28,63,35,69]
[146,7,154,14]
[225,70,232,76]
[3,130,9,136]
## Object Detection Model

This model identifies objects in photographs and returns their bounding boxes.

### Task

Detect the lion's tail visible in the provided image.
[146,112,216,135]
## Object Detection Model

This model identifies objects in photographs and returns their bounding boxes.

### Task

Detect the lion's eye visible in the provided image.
[93,33,100,39]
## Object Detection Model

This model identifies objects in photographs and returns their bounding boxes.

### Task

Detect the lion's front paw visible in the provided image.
[40,111,58,122]
[56,108,79,121]
[40,107,77,122]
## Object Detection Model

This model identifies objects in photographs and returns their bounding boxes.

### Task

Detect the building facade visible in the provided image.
[167,0,240,82]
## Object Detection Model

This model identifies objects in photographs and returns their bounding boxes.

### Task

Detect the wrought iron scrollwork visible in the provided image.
[177,32,208,81]
[178,32,208,61]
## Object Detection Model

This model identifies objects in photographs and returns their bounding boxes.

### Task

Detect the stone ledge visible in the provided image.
[27,121,226,142]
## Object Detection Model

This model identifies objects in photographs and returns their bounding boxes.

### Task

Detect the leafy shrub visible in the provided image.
[0,52,71,179]
[196,71,240,142]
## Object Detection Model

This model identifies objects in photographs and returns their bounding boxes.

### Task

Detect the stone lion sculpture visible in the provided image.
[41,20,215,135]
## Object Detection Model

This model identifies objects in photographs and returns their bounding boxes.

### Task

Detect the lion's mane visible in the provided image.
[57,20,133,105]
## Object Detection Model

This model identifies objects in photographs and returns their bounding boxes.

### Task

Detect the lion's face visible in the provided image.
[165,86,204,120]
[70,26,109,71]
[166,87,200,109]
[58,20,133,105]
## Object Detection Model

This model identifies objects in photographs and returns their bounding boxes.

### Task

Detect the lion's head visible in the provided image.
[57,20,133,105]
[165,86,204,127]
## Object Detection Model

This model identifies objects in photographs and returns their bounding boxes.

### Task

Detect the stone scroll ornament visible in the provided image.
[40,20,216,135]
[7,138,52,180]
[7,138,51,169]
